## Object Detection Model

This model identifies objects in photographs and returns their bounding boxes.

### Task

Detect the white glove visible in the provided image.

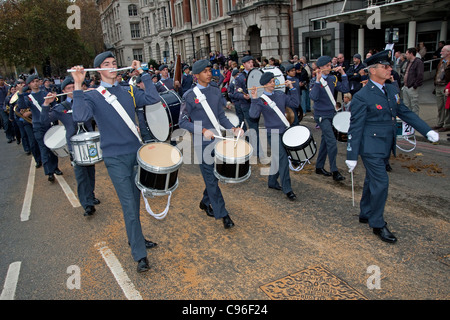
[345,160,357,173]
[426,130,439,143]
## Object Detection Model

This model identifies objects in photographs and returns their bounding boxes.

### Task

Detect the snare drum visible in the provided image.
[44,125,70,157]
[332,111,351,142]
[214,139,253,183]
[135,142,183,196]
[70,132,103,166]
[281,125,317,164]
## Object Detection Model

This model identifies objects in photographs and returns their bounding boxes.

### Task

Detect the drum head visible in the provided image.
[44,125,66,149]
[215,139,253,160]
[70,131,100,142]
[139,143,182,169]
[145,102,171,142]
[282,125,311,147]
[246,68,264,97]
[332,111,351,133]
[262,67,285,92]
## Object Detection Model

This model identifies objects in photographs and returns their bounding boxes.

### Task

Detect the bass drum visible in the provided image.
[246,67,286,97]
[159,90,181,130]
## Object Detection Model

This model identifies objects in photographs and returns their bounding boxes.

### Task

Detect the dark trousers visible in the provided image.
[23,122,41,163]
[241,105,261,158]
[16,120,30,153]
[1,110,14,140]
[33,125,59,175]
[267,132,292,194]
[314,114,338,172]
[104,153,147,261]
[360,156,389,228]
[74,164,96,210]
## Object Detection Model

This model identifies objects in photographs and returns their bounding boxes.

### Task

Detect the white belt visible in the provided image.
[260,94,290,128]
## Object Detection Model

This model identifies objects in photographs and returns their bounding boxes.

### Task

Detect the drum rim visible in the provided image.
[70,132,100,142]
[214,167,251,184]
[44,125,67,148]
[214,140,253,163]
[282,125,313,149]
[135,175,179,196]
[137,142,183,173]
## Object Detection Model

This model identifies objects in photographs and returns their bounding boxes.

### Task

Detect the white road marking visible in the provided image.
[95,242,143,300]
[55,174,81,208]
[21,158,36,222]
[0,262,22,300]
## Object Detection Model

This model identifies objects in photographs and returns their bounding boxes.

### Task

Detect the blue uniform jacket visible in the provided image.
[309,74,349,116]
[347,80,431,160]
[179,84,234,146]
[249,89,300,134]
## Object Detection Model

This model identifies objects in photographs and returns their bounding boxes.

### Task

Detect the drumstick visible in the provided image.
[213,135,235,141]
[234,121,244,148]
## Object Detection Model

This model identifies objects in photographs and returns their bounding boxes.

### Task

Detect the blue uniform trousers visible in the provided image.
[314,114,338,172]
[104,153,147,261]
[360,156,389,228]
[16,120,30,153]
[197,145,229,219]
[241,105,260,158]
[1,110,14,140]
[23,122,41,163]
[33,125,59,175]
[267,132,292,194]
[74,164,96,210]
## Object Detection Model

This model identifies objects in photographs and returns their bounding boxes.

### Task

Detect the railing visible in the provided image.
[423,58,441,72]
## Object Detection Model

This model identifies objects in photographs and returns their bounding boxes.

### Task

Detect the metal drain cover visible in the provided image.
[260,265,367,300]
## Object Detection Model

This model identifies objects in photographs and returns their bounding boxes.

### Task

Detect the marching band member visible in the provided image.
[71,51,161,273]
[179,59,244,229]
[17,75,62,181]
[285,63,301,126]
[309,55,349,181]
[346,50,439,243]
[249,72,299,201]
[155,64,180,93]
[41,77,100,217]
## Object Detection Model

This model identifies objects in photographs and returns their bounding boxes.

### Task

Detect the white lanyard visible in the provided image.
[96,86,142,144]
[28,94,42,112]
[193,86,223,137]
[260,94,290,128]
[319,77,338,111]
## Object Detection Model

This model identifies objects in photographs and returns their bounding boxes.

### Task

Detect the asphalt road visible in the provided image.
[0,110,449,305]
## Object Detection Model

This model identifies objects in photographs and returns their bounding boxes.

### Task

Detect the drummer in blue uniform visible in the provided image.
[41,76,100,217]
[179,59,244,229]
[234,55,261,159]
[309,55,349,181]
[249,72,299,201]
[70,51,161,273]
[345,50,439,243]
[155,64,180,93]
[17,74,62,181]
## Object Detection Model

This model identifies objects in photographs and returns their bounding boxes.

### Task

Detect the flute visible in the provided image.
[66,66,134,73]
[313,66,345,75]
[44,89,92,99]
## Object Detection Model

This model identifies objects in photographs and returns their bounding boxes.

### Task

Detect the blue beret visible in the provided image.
[364,50,392,67]
[242,55,254,63]
[93,51,115,68]
[316,56,331,67]
[192,59,211,74]
[26,74,39,85]
[61,76,74,91]
[135,75,142,84]
[232,69,239,76]
[353,53,362,60]
[285,63,295,72]
[159,64,168,71]
[260,72,274,85]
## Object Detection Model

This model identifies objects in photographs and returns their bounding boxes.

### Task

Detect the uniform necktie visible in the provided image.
[382,86,387,97]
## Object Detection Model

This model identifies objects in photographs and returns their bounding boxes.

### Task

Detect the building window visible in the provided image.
[313,21,327,31]
[214,0,220,18]
[130,23,141,39]
[306,35,331,60]
[203,0,208,21]
[162,7,168,28]
[128,4,138,16]
[133,49,143,62]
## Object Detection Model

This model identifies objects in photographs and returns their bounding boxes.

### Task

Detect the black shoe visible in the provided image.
[332,171,345,181]
[137,257,150,273]
[316,168,332,176]
[54,168,63,175]
[84,205,96,216]
[93,198,101,205]
[199,201,214,217]
[16,138,21,145]
[7,139,13,143]
[223,215,235,229]
[48,173,55,182]
[26,151,31,155]
[286,191,297,201]
[35,162,42,168]
[373,226,397,243]
[359,217,369,224]
[268,185,282,190]
[128,239,158,249]
[385,164,392,172]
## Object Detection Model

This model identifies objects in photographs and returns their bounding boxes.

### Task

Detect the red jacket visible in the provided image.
[445,82,450,110]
